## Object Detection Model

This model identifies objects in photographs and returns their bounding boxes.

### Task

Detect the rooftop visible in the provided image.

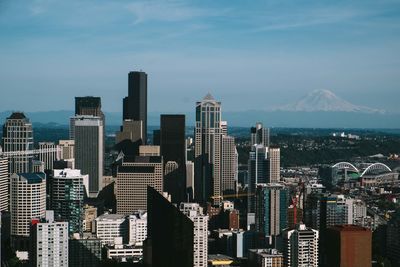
[18,173,45,184]
[330,224,370,232]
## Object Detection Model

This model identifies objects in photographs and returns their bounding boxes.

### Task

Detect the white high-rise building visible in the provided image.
[38,142,60,170]
[180,203,208,267]
[31,211,68,267]
[128,212,147,246]
[283,223,319,267]
[2,112,34,174]
[268,147,280,183]
[195,94,223,205]
[73,115,104,197]
[95,214,127,246]
[251,122,270,147]
[0,154,8,211]
[10,173,46,237]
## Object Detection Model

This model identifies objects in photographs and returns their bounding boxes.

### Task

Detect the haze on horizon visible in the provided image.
[0,0,399,113]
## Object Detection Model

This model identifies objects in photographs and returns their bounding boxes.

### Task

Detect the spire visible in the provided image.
[203,93,215,101]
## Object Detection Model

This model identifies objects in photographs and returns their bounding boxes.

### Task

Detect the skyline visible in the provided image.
[1,0,400,113]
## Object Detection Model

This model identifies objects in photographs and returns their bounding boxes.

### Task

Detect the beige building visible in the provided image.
[0,155,8,211]
[221,135,237,195]
[269,147,281,183]
[59,140,75,160]
[116,147,163,214]
[83,204,97,232]
[10,173,46,237]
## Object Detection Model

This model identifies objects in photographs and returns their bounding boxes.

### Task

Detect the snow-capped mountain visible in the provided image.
[277,89,383,113]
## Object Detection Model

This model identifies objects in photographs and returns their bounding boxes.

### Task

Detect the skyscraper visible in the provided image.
[74,115,104,197]
[248,145,269,214]
[221,135,237,195]
[72,97,105,141]
[283,223,319,267]
[255,183,288,243]
[326,225,372,267]
[2,112,33,174]
[194,93,223,205]
[123,71,147,143]
[50,169,88,234]
[30,211,69,267]
[10,173,46,237]
[268,146,280,183]
[116,147,163,214]
[251,122,270,147]
[179,203,208,267]
[0,154,8,211]
[160,114,186,204]
[144,186,194,267]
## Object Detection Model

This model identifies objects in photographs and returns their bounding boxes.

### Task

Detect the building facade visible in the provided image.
[10,173,46,237]
[2,112,34,174]
[283,223,319,267]
[51,169,88,234]
[73,115,104,197]
[0,155,8,211]
[221,135,237,195]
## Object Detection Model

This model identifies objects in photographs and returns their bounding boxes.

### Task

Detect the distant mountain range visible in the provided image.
[0,90,398,128]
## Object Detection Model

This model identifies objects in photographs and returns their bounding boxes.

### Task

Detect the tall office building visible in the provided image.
[387,211,400,266]
[50,169,88,234]
[248,145,269,214]
[268,146,280,183]
[186,161,195,201]
[115,120,144,156]
[0,154,8,211]
[194,93,223,204]
[123,71,147,143]
[255,184,288,243]
[283,223,319,267]
[38,142,60,170]
[180,203,208,267]
[326,225,372,267]
[116,147,163,214]
[144,186,194,267]
[160,115,186,204]
[251,122,270,147]
[74,115,104,197]
[2,112,34,174]
[75,96,104,117]
[10,173,46,237]
[221,135,237,195]
[30,211,69,267]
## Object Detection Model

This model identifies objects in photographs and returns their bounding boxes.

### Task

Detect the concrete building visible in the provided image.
[255,183,288,243]
[73,115,104,197]
[10,173,46,237]
[59,140,74,160]
[326,225,371,267]
[194,94,223,205]
[128,212,147,246]
[248,145,269,215]
[180,203,208,267]
[221,135,237,195]
[0,155,8,211]
[186,161,195,201]
[95,213,127,246]
[51,169,88,234]
[268,147,280,183]
[38,142,60,171]
[105,237,143,263]
[2,112,33,174]
[386,212,400,266]
[30,211,69,267]
[116,151,163,214]
[248,249,283,267]
[115,120,144,157]
[83,205,97,232]
[283,223,319,267]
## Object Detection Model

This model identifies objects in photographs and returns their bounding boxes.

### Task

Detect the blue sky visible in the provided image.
[0,0,399,113]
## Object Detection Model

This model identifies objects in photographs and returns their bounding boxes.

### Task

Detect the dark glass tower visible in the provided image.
[123,71,147,143]
[160,115,186,204]
[75,97,103,117]
[144,186,193,267]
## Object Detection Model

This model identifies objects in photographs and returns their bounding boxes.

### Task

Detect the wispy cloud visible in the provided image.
[126,1,223,24]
